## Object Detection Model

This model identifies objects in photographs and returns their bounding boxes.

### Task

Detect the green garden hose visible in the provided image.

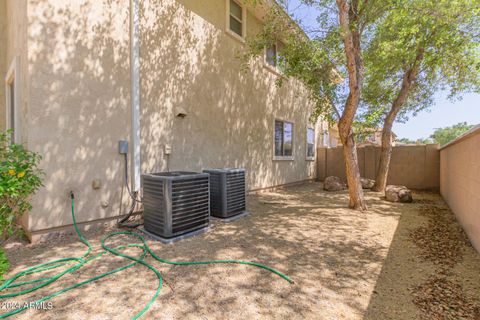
[0,192,292,319]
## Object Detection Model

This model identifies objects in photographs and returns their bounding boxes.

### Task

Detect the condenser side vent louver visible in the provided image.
[142,172,210,239]
[203,168,247,219]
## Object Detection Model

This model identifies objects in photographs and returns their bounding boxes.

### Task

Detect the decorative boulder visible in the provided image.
[385,185,413,203]
[361,178,375,189]
[324,176,347,191]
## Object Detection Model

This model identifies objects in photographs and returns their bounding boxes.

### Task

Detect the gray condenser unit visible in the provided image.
[202,168,247,218]
[142,171,210,239]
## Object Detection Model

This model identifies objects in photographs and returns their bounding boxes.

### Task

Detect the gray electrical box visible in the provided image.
[118,140,129,154]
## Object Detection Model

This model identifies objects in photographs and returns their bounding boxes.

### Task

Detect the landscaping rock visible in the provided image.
[324,176,347,191]
[385,185,413,203]
[361,178,375,189]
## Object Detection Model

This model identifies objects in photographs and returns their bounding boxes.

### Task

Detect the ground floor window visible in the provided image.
[307,127,315,160]
[274,119,294,159]
[5,58,18,143]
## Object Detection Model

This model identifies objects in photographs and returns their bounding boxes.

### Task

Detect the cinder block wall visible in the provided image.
[316,144,440,190]
[440,126,480,253]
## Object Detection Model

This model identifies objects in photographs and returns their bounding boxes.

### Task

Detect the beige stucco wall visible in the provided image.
[440,127,480,253]
[4,0,28,141]
[139,0,316,191]
[26,0,131,232]
[21,0,316,234]
[317,144,440,190]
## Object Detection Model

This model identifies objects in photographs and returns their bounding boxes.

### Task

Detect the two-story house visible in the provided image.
[0,0,328,240]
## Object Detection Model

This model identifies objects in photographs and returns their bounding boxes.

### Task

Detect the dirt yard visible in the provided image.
[2,182,480,319]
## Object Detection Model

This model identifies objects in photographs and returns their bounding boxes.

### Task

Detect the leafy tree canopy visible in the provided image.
[360,0,480,127]
[242,0,394,123]
[396,137,433,145]
[429,122,474,146]
[243,0,480,127]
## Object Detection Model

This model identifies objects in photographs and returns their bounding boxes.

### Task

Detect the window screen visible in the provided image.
[229,0,243,37]
[307,128,315,158]
[8,82,15,142]
[266,44,277,67]
[275,120,294,157]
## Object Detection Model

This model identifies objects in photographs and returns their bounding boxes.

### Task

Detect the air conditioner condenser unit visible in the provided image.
[202,168,248,220]
[142,171,210,241]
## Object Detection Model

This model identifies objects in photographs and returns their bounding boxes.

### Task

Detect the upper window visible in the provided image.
[274,120,294,159]
[307,128,315,159]
[266,41,286,72]
[228,0,245,38]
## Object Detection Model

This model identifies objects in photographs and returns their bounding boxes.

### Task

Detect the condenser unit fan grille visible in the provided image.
[226,172,246,213]
[203,168,247,218]
[171,177,209,234]
[142,172,210,239]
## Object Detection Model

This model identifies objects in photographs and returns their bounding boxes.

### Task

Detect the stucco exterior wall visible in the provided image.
[317,144,440,190]
[139,0,317,191]
[4,0,28,141]
[22,0,317,235]
[26,0,131,232]
[440,126,480,253]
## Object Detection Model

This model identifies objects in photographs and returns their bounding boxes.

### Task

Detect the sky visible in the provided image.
[283,0,480,140]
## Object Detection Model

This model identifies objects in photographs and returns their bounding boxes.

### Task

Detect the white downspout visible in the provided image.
[130,0,141,191]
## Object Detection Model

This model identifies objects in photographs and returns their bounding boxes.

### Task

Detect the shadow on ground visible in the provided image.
[2,182,480,319]
[364,192,480,320]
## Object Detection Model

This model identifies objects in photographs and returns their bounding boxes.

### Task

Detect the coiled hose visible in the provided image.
[0,192,292,319]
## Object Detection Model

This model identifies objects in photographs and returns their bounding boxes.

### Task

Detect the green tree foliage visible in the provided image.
[241,3,339,122]
[361,0,480,125]
[396,137,433,145]
[430,122,474,146]
[243,0,391,123]
[0,248,8,281]
[0,131,43,239]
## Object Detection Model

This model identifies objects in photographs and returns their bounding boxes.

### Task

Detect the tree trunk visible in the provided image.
[336,0,367,210]
[341,128,367,209]
[372,49,424,192]
[371,110,397,192]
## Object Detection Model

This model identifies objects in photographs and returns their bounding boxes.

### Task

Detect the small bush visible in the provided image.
[0,130,43,239]
[0,248,8,280]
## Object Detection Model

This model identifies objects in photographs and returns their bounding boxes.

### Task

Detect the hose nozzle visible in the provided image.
[70,191,75,200]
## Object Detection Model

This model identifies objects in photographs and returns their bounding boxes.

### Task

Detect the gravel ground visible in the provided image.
[2,182,480,319]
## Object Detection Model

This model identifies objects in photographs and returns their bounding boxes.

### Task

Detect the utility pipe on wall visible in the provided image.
[130,0,141,191]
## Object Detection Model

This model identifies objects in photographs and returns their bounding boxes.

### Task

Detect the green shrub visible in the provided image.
[0,248,8,281]
[0,130,43,239]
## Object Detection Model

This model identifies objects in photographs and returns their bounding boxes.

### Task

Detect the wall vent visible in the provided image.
[142,171,210,238]
[203,168,247,218]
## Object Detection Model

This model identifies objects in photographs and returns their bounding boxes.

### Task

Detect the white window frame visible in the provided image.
[323,130,330,148]
[306,127,315,161]
[225,0,247,42]
[273,118,295,161]
[5,56,20,144]
[264,40,286,75]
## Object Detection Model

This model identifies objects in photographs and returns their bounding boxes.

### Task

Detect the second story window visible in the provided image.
[266,44,277,67]
[266,41,286,73]
[228,0,245,38]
